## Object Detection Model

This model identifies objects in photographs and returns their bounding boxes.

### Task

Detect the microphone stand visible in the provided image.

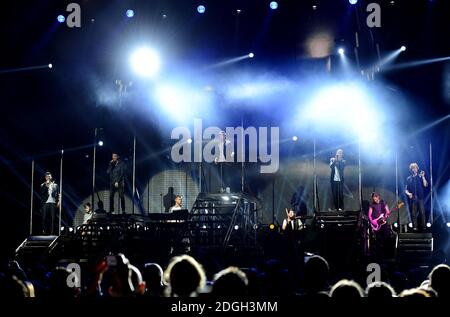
[395,151,401,232]
[58,149,64,236]
[429,142,433,224]
[29,159,35,235]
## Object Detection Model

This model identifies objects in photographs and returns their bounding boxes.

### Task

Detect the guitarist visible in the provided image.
[368,192,393,259]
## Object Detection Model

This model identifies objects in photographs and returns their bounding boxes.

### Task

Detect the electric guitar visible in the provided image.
[370,201,404,232]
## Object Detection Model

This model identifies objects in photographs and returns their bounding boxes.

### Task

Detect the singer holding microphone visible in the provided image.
[405,163,428,232]
[40,172,59,235]
[107,153,126,213]
[330,149,346,211]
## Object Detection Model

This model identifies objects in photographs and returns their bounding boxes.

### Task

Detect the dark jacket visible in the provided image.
[405,175,425,200]
[329,158,345,182]
[40,182,59,206]
[107,160,126,185]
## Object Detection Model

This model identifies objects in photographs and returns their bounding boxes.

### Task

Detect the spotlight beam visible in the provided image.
[203,54,254,70]
[411,113,450,137]
[0,64,53,74]
[376,48,404,69]
[26,143,97,159]
[382,56,450,72]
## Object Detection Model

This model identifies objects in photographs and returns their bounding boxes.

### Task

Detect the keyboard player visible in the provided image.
[169,195,183,213]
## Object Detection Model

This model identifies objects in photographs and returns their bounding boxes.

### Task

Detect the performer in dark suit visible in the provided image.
[330,149,345,211]
[405,163,428,232]
[40,172,59,235]
[107,153,126,213]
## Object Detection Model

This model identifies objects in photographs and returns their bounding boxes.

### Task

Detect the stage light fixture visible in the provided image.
[400,45,406,52]
[426,222,432,228]
[349,0,358,4]
[130,47,161,78]
[57,15,65,23]
[126,9,134,18]
[292,136,298,141]
[234,225,239,230]
[187,138,192,144]
[270,2,278,10]
[248,52,254,58]
[197,5,206,14]
[98,140,104,147]
[48,64,53,69]
[269,224,275,230]
[408,222,413,228]
[446,222,450,228]
[338,48,345,55]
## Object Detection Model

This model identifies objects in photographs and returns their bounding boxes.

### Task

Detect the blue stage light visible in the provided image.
[126,9,134,18]
[400,45,406,52]
[57,15,65,23]
[270,2,278,10]
[98,140,104,147]
[349,0,358,5]
[248,52,254,58]
[338,48,345,55]
[197,5,206,14]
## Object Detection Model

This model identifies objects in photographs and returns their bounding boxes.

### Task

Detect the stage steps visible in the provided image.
[15,235,59,262]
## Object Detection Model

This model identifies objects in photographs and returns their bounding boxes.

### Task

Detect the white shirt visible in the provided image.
[169,205,182,213]
[46,183,57,204]
[216,140,226,163]
[334,166,341,181]
[282,218,303,230]
[330,158,341,182]
[83,212,93,224]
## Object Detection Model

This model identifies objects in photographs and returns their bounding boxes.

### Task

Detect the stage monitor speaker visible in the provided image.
[396,233,433,267]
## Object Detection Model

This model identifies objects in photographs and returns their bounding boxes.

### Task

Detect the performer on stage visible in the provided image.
[330,149,345,211]
[169,195,183,213]
[405,163,428,232]
[107,153,126,213]
[281,208,304,281]
[40,172,59,235]
[368,192,393,259]
[282,209,304,232]
[214,130,228,191]
[214,130,227,164]
[83,202,93,224]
